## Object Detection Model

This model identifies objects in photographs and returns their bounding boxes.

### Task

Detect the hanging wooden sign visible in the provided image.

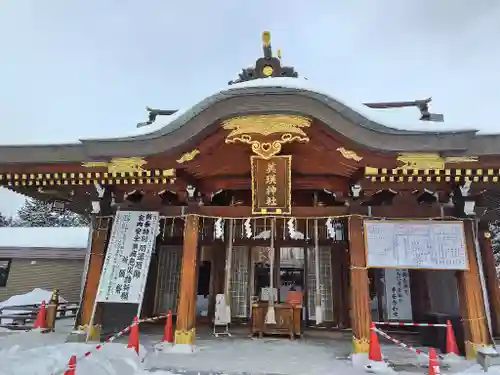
[251,155,291,215]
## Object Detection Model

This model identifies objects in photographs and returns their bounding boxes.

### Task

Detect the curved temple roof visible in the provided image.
[0,76,499,164]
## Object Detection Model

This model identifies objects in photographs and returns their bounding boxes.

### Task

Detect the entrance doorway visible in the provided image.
[250,247,306,318]
[279,247,305,303]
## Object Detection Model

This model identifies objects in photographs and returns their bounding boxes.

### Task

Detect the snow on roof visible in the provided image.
[113,76,477,140]
[4,76,480,146]
[0,227,90,249]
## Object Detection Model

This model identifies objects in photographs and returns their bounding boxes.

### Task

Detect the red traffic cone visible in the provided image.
[429,348,441,375]
[33,300,47,329]
[162,310,173,344]
[446,320,460,356]
[63,355,77,375]
[369,322,383,361]
[127,316,140,355]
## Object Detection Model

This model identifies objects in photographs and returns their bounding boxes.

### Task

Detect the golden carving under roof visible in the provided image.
[336,147,363,162]
[82,157,147,173]
[176,149,200,164]
[222,114,311,159]
[396,153,478,170]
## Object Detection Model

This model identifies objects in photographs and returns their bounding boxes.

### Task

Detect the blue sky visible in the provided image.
[1,0,499,217]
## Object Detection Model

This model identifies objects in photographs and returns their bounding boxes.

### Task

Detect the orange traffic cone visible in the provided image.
[127,316,140,355]
[369,322,383,361]
[162,310,173,344]
[63,355,77,375]
[429,348,441,375]
[33,300,47,329]
[446,320,460,356]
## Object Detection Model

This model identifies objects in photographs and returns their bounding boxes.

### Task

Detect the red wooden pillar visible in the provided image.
[348,216,371,354]
[174,215,200,346]
[478,224,500,337]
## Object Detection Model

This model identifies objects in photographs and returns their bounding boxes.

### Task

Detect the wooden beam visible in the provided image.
[348,216,371,355]
[361,179,500,194]
[360,179,452,193]
[457,220,492,359]
[477,226,500,337]
[174,215,200,347]
[196,174,350,192]
[107,203,467,219]
[77,216,112,327]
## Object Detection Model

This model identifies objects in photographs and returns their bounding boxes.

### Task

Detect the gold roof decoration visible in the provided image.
[82,157,147,174]
[336,147,363,162]
[222,114,311,138]
[396,153,478,170]
[222,114,312,159]
[176,149,200,164]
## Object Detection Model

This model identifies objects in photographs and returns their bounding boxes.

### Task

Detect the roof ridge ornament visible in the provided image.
[137,107,178,128]
[363,97,445,122]
[228,31,299,85]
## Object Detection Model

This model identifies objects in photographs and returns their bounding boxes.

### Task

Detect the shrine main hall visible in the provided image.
[1,32,500,359]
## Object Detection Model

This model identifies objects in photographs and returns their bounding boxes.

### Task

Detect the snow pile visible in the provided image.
[0,288,67,308]
[0,288,68,325]
[0,342,145,375]
[456,362,500,374]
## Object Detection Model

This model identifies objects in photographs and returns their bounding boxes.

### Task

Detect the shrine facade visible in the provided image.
[1,32,500,359]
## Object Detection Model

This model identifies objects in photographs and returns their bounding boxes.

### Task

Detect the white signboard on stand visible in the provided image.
[364,220,468,270]
[96,211,159,304]
[383,268,413,321]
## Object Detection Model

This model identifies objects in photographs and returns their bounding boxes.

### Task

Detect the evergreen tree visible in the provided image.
[16,198,90,227]
[490,221,500,277]
[0,212,12,227]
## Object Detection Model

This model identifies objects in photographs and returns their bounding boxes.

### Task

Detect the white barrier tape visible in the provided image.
[374,321,447,328]
[372,326,444,359]
[51,314,168,375]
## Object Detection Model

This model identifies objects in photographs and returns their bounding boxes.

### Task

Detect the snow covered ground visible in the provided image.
[0,288,496,375]
[0,321,497,375]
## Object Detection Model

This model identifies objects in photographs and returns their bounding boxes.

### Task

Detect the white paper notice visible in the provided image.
[383,268,413,321]
[364,220,468,270]
[96,211,159,304]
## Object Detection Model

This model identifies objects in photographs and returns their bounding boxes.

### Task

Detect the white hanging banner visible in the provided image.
[96,211,159,304]
[383,268,413,321]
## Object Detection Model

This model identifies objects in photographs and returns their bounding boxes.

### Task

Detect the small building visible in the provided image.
[0,227,90,302]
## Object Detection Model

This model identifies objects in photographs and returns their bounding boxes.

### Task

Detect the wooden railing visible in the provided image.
[0,302,79,330]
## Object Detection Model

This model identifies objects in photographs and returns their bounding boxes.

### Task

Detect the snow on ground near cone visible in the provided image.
[0,288,68,325]
[0,288,67,309]
[365,361,395,374]
[0,342,146,375]
[455,363,500,374]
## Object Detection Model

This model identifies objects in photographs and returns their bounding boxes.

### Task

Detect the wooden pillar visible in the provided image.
[348,216,371,354]
[78,216,112,327]
[478,224,500,337]
[457,220,492,359]
[174,215,200,346]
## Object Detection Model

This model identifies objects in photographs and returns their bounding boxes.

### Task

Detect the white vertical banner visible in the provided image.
[96,211,159,304]
[383,268,413,321]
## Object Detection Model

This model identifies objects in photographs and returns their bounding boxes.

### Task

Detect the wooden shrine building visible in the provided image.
[1,32,500,359]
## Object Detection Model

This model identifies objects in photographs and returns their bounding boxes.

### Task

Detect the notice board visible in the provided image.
[364,220,468,270]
